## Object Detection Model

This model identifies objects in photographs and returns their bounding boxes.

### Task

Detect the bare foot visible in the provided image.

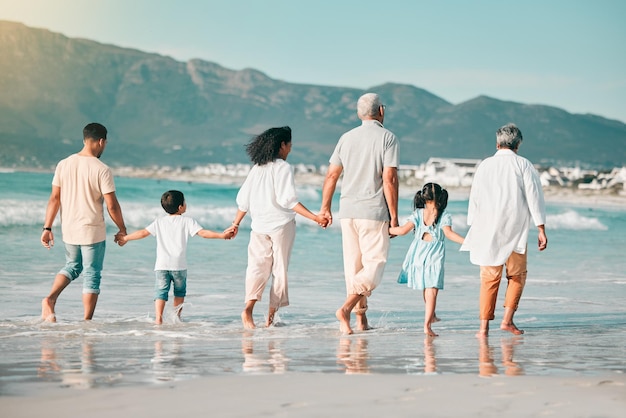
[501,322,524,335]
[241,310,256,329]
[266,307,276,328]
[432,314,441,323]
[155,317,163,325]
[41,298,56,322]
[475,328,489,338]
[336,308,353,335]
[355,313,372,331]
[424,326,439,337]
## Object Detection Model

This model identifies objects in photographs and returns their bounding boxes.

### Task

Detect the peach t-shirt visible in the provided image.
[52,154,116,245]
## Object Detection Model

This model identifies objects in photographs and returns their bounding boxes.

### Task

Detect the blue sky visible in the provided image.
[2,0,625,122]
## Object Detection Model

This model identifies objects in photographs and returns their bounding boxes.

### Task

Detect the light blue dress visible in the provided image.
[397,209,452,290]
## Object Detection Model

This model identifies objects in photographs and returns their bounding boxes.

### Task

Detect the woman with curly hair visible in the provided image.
[231,126,328,329]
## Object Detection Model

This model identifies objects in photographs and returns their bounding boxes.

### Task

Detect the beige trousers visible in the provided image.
[340,219,390,314]
[245,220,296,309]
[479,250,528,320]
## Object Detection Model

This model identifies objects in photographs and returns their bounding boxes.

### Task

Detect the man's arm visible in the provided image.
[40,185,61,249]
[103,192,127,242]
[320,163,342,226]
[382,166,399,228]
[537,224,548,251]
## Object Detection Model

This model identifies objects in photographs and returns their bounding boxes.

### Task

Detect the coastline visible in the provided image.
[2,373,625,417]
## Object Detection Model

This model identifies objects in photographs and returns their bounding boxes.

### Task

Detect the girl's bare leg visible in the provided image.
[423,288,439,337]
[242,300,257,329]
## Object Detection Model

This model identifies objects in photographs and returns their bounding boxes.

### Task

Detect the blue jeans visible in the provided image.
[154,270,187,301]
[59,241,106,294]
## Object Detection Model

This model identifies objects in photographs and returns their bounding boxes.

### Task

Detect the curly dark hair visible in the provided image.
[245,126,292,165]
[413,182,449,225]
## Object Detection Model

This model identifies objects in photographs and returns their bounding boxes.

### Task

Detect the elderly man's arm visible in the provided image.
[320,163,342,227]
[383,166,399,228]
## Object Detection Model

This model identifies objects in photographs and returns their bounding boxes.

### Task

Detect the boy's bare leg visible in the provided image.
[82,293,98,320]
[266,306,277,327]
[500,307,524,335]
[41,274,71,322]
[154,299,166,325]
[476,319,490,337]
[173,297,184,320]
[242,300,257,329]
[423,288,439,337]
[336,294,362,335]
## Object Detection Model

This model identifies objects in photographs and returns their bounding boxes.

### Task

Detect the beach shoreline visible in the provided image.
[2,373,625,417]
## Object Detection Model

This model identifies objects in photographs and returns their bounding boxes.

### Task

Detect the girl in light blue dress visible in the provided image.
[389,183,464,336]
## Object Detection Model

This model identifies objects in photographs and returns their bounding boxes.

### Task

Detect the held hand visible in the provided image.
[223,227,236,240]
[41,230,54,249]
[315,213,329,229]
[114,231,127,247]
[319,209,333,227]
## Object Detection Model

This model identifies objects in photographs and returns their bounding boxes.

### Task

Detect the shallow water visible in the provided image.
[0,171,625,395]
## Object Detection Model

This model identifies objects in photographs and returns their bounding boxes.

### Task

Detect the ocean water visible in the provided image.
[0,171,625,395]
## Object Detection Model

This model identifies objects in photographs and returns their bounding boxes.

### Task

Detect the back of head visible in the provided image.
[245,126,292,165]
[83,122,108,141]
[161,190,185,214]
[496,123,523,150]
[356,93,382,119]
[414,183,449,223]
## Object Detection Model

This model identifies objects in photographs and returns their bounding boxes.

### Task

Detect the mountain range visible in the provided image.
[1,20,625,170]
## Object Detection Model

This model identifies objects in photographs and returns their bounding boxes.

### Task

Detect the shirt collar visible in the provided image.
[361,119,383,128]
[495,148,516,156]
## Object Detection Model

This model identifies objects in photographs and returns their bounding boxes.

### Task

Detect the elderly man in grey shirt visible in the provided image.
[320,92,399,335]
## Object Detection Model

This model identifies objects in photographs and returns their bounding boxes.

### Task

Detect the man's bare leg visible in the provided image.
[500,307,524,335]
[266,306,277,327]
[82,293,98,320]
[242,300,257,329]
[154,299,166,325]
[336,294,362,335]
[355,296,372,331]
[476,319,490,338]
[41,274,71,322]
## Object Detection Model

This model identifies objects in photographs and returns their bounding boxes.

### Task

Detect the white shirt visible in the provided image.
[460,149,546,266]
[236,159,299,234]
[145,215,203,270]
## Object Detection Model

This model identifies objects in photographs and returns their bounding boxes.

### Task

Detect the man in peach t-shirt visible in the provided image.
[40,122,127,322]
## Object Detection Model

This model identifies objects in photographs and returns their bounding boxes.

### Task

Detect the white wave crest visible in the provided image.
[547,210,607,230]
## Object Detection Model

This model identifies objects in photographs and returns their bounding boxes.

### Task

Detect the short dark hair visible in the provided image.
[161,190,185,214]
[245,126,292,165]
[83,122,108,141]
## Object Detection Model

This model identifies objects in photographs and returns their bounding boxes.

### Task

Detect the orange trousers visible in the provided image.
[479,251,527,320]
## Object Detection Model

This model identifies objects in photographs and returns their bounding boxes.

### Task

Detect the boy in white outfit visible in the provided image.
[118,190,234,324]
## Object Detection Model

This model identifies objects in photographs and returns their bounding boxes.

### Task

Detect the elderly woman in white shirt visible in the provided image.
[461,123,548,337]
[231,126,328,329]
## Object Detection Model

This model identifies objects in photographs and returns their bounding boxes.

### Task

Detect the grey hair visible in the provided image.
[356,93,382,118]
[496,123,523,149]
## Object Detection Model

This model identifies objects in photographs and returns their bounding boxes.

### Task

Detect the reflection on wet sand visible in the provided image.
[241,335,288,373]
[151,339,183,382]
[424,336,437,374]
[478,336,524,377]
[337,338,370,374]
[38,339,97,389]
